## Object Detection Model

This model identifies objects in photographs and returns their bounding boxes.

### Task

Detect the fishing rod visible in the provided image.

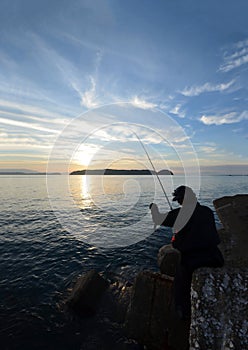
[132,130,173,210]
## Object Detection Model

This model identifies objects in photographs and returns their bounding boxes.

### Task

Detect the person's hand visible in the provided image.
[149,203,158,229]
[149,202,158,210]
[149,203,168,227]
[149,203,161,225]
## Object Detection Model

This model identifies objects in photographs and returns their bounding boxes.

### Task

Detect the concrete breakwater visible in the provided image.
[190,194,248,350]
[65,195,248,350]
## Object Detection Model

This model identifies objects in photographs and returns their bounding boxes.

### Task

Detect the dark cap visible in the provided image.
[172,185,195,201]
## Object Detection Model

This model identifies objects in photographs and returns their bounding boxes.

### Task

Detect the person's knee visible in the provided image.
[158,245,181,277]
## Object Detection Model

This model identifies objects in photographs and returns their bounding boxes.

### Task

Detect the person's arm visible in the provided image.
[161,208,179,227]
[171,205,220,252]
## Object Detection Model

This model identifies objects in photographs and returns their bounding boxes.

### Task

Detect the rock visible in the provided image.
[213,194,248,266]
[99,278,133,324]
[190,267,248,350]
[125,270,174,350]
[157,244,181,277]
[66,269,109,316]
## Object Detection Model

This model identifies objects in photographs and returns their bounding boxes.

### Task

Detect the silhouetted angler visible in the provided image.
[150,185,224,320]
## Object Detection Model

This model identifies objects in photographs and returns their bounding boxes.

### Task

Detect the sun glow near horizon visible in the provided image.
[72,143,103,168]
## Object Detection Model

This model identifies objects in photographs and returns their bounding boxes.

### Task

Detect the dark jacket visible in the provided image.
[162,203,224,269]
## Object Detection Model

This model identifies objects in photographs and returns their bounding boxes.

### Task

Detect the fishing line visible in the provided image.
[132,130,173,210]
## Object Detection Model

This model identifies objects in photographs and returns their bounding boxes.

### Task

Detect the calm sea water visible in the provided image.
[0,175,247,349]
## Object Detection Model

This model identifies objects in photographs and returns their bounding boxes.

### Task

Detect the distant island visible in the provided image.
[70,169,173,175]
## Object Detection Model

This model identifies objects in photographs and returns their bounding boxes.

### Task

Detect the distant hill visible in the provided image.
[157,169,174,175]
[70,168,173,175]
[0,168,39,173]
[0,169,60,175]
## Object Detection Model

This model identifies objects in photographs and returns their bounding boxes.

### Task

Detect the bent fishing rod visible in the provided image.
[132,130,173,210]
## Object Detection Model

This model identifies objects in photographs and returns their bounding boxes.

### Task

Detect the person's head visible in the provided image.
[172,185,197,205]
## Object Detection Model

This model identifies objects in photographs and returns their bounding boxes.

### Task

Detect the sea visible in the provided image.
[0,174,247,349]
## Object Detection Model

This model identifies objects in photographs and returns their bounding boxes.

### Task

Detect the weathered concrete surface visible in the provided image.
[125,270,173,349]
[157,244,181,277]
[66,269,109,316]
[190,194,248,349]
[213,194,248,266]
[190,267,248,350]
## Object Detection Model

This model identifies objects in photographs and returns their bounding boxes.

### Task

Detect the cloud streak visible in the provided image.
[219,39,248,72]
[0,131,52,151]
[0,116,58,133]
[130,96,157,110]
[200,111,248,125]
[0,98,70,121]
[180,80,235,96]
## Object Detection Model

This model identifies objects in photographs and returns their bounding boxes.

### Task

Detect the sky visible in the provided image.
[0,0,248,175]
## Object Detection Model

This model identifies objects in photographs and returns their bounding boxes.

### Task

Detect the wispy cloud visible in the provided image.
[0,110,69,128]
[0,116,58,133]
[0,153,48,159]
[180,80,235,96]
[79,76,99,109]
[71,51,103,109]
[130,96,157,110]
[219,39,248,72]
[93,124,159,143]
[198,145,217,153]
[0,130,52,151]
[30,33,103,109]
[200,111,248,125]
[0,50,19,71]
[0,98,70,122]
[169,103,185,118]
[90,122,192,149]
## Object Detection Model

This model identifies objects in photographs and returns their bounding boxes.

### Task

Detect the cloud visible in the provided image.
[89,122,192,151]
[0,74,81,121]
[93,125,150,143]
[180,80,235,96]
[0,130,52,150]
[200,111,248,125]
[0,98,70,121]
[130,96,157,110]
[70,51,103,109]
[0,50,19,71]
[79,76,99,109]
[0,153,48,159]
[0,116,58,133]
[169,104,185,118]
[0,109,69,128]
[219,39,248,72]
[220,54,248,73]
[198,146,217,153]
[29,33,101,108]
